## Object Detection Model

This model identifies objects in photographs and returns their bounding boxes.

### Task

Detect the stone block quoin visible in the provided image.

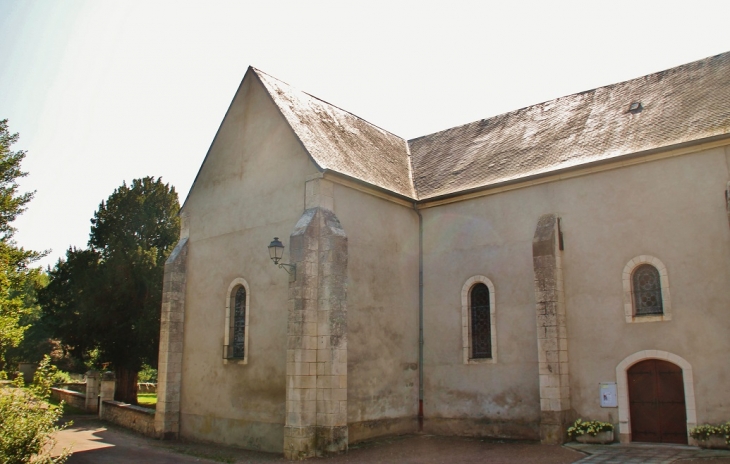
[155,237,189,440]
[284,204,348,460]
[532,214,571,445]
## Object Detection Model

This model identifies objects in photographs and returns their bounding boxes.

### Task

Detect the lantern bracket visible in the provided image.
[268,237,296,282]
[277,263,296,281]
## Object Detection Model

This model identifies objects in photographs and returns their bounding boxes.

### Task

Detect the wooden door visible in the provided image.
[628,359,687,444]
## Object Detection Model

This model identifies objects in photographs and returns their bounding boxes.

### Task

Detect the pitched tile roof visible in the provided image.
[253,52,730,203]
[408,52,730,200]
[253,69,416,199]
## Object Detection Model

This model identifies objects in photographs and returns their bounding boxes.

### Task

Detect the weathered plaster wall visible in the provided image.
[421,186,542,439]
[179,71,320,452]
[421,145,730,438]
[560,146,730,427]
[331,184,420,442]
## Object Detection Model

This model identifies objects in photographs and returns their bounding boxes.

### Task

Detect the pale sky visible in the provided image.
[1,0,729,268]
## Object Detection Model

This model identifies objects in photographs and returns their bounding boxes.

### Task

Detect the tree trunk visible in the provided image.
[114,366,138,405]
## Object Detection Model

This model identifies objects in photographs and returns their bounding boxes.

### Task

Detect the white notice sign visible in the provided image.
[600,382,617,408]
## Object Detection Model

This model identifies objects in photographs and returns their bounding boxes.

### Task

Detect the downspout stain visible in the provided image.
[413,202,424,432]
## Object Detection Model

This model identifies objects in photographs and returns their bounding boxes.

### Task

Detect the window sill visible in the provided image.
[625,314,671,324]
[223,358,248,365]
[465,357,496,365]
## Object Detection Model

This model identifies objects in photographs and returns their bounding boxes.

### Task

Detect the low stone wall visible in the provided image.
[138,382,157,393]
[51,387,87,411]
[58,382,87,394]
[101,400,157,438]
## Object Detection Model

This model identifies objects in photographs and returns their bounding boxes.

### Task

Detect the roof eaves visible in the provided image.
[416,132,730,205]
[322,168,417,203]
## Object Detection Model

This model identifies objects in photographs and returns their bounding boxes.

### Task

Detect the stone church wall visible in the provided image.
[420,143,730,440]
[166,61,730,452]
[175,71,321,453]
[331,184,420,442]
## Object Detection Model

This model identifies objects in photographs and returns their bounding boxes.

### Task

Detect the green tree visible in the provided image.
[5,272,55,368]
[40,177,180,404]
[37,248,100,368]
[0,119,42,369]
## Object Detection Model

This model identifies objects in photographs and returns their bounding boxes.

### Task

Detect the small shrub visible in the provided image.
[51,369,72,385]
[138,364,157,383]
[690,422,730,445]
[567,418,614,438]
[30,355,59,399]
[0,376,70,463]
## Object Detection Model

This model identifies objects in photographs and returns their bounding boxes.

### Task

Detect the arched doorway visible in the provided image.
[628,359,687,444]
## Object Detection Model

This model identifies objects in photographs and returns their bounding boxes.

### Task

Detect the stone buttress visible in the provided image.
[532,214,571,444]
[284,176,348,459]
[154,213,189,439]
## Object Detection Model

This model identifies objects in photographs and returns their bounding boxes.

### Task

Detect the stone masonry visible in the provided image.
[155,221,189,440]
[532,214,571,444]
[85,370,100,413]
[284,176,347,460]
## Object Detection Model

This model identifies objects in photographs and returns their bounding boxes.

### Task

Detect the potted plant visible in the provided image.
[690,423,730,449]
[567,418,614,444]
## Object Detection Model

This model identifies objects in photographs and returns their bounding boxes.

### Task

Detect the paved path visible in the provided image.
[56,416,730,464]
[567,442,730,464]
[56,416,581,463]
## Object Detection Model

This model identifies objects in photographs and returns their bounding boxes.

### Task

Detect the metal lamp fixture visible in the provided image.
[268,237,296,281]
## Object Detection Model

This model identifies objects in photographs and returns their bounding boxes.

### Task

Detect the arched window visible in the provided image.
[470,283,492,359]
[632,264,663,316]
[230,286,247,358]
[622,256,672,323]
[224,278,250,363]
[461,276,497,364]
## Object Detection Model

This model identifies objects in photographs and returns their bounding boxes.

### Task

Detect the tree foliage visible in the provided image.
[0,120,42,368]
[0,363,70,463]
[40,177,180,403]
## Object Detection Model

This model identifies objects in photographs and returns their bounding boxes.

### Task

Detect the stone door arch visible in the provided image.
[616,351,696,444]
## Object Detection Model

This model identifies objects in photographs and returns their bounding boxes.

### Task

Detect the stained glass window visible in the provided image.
[632,264,663,316]
[470,283,491,359]
[231,286,246,358]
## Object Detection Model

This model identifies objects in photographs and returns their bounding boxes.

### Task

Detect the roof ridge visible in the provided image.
[251,67,407,142]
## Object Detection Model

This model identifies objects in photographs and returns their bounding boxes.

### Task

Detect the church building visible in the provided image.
[153,52,730,459]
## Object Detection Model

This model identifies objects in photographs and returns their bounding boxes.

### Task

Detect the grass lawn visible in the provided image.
[137,392,157,408]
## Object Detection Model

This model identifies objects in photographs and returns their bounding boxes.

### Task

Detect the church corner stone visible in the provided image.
[155,236,189,440]
[532,214,571,444]
[284,205,348,460]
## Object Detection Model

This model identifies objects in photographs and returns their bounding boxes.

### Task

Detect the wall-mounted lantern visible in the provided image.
[268,237,296,281]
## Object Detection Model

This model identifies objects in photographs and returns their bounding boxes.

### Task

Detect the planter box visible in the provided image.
[697,436,730,450]
[576,430,614,444]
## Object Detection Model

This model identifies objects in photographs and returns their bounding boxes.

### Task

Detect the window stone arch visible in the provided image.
[461,275,497,364]
[224,277,250,364]
[622,256,672,323]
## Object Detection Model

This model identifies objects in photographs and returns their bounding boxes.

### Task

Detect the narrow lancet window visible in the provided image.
[470,283,492,359]
[632,264,663,316]
[231,286,246,358]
